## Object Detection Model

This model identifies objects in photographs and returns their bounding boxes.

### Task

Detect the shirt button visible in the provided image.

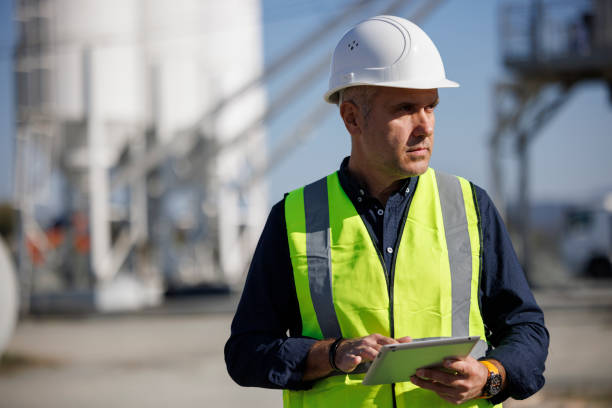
[405,187,411,194]
[386,247,393,254]
[357,197,363,203]
[377,209,384,216]
[359,189,365,196]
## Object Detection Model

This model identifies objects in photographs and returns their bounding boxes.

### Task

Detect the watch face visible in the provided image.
[486,373,503,396]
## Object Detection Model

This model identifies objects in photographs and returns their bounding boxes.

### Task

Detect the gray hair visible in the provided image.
[337,86,378,120]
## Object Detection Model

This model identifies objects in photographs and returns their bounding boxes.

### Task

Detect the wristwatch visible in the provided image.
[478,360,503,399]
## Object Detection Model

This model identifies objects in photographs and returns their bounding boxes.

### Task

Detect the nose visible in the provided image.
[414,108,434,135]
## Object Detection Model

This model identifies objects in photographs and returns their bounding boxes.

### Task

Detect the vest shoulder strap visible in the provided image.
[436,170,473,338]
[301,175,342,339]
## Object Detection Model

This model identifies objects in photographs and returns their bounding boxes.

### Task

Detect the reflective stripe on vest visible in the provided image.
[284,168,495,408]
[303,179,342,339]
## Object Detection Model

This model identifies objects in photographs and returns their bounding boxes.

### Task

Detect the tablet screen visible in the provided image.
[362,336,479,385]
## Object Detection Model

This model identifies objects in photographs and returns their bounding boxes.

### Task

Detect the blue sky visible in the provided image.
[262,0,612,207]
[1,0,611,209]
[0,0,14,202]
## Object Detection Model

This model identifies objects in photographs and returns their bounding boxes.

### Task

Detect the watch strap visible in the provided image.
[329,337,349,373]
[477,360,503,399]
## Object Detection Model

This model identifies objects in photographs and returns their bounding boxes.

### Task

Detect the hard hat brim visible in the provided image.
[324,78,460,104]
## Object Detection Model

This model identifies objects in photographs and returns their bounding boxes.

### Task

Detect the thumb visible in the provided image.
[338,354,361,372]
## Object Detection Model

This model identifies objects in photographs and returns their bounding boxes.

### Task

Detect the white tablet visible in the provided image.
[361,336,480,385]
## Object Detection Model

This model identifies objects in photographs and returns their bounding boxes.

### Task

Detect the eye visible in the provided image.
[399,104,417,113]
[425,101,439,112]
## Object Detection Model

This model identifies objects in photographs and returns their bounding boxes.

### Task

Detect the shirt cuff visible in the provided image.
[485,346,545,403]
[270,337,318,390]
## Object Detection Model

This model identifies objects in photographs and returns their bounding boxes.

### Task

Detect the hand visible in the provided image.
[410,356,488,405]
[334,334,412,373]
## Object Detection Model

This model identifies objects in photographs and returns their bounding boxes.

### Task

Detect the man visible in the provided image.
[225,15,548,407]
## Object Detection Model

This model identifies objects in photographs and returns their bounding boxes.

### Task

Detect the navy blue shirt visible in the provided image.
[225,158,549,404]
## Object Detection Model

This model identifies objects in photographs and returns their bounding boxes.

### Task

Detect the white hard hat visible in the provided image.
[324,15,459,104]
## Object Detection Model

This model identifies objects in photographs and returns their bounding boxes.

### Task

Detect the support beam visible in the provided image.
[517,131,531,279]
[84,49,111,282]
[489,80,574,281]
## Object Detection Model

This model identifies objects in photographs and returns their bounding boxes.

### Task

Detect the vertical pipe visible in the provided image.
[84,48,111,281]
[529,0,543,60]
[490,85,505,219]
[148,63,171,284]
[14,128,32,313]
[517,132,532,284]
[130,133,148,244]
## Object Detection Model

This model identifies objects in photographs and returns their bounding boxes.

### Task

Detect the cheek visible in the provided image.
[393,121,416,144]
[365,121,394,147]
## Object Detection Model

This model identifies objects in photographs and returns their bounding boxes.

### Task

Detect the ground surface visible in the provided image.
[1,281,611,408]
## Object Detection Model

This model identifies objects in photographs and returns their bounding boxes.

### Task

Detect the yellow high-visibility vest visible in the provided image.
[283,168,500,407]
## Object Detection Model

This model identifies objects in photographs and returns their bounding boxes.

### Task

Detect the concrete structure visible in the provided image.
[13,0,268,311]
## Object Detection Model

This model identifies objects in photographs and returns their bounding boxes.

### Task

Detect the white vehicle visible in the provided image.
[561,193,612,278]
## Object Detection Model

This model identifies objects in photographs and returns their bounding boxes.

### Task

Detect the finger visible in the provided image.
[410,375,457,396]
[353,345,381,362]
[335,352,362,372]
[369,334,398,345]
[443,359,468,376]
[338,344,377,366]
[438,392,462,405]
[362,341,385,352]
[444,356,482,378]
[415,368,466,387]
[412,376,467,404]
[396,336,412,343]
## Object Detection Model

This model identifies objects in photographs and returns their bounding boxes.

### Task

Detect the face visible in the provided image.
[344,87,438,180]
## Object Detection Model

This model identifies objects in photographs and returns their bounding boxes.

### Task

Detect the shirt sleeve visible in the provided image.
[475,185,550,404]
[224,199,317,390]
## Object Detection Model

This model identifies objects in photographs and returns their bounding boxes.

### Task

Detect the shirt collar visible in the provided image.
[337,156,415,204]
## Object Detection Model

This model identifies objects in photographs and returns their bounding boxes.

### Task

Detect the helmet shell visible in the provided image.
[324,15,459,104]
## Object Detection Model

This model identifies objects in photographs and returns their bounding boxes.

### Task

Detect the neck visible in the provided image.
[347,157,405,206]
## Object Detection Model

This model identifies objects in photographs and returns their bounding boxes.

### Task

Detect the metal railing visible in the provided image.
[499,0,612,64]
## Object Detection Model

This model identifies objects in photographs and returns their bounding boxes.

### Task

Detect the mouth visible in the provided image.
[407,146,429,153]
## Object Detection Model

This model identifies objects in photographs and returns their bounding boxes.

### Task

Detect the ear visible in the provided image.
[339,101,363,137]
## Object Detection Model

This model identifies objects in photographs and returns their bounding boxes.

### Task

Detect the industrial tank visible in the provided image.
[14,0,267,310]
